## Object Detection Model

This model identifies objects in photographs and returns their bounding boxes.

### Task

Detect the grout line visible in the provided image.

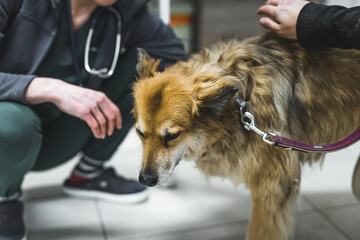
[300,195,360,212]
[95,200,108,240]
[297,208,318,216]
[318,202,360,212]
[302,195,353,240]
[117,219,249,240]
[298,198,360,216]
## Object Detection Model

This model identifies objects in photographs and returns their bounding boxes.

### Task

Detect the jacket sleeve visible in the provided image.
[0,0,36,104]
[123,4,189,70]
[296,3,360,50]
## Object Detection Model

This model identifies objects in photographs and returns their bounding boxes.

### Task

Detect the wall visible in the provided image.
[149,0,359,53]
[196,0,265,50]
[195,0,324,50]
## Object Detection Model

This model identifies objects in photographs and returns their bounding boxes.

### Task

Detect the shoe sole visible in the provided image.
[63,187,149,204]
[352,155,360,201]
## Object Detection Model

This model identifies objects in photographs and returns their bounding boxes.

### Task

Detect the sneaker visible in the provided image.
[63,167,148,204]
[352,155,360,201]
[0,200,26,240]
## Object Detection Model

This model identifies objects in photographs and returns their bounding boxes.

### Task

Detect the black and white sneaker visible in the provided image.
[63,167,148,204]
[0,199,26,240]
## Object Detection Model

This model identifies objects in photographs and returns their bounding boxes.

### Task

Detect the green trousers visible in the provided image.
[0,50,137,198]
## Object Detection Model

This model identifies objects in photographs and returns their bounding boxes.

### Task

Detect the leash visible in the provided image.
[234,96,360,153]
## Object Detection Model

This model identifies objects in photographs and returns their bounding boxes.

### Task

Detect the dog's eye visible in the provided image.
[165,132,181,142]
[136,129,145,139]
[164,132,181,148]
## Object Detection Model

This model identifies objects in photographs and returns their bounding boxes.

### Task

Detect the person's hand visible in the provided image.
[25,77,122,139]
[257,0,310,39]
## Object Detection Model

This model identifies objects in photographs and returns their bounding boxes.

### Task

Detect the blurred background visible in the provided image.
[149,0,359,53]
[22,1,360,240]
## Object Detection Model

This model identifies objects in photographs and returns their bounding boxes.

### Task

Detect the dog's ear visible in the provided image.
[194,79,239,117]
[137,48,161,79]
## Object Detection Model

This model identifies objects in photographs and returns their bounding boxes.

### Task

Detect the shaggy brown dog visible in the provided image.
[133,33,360,240]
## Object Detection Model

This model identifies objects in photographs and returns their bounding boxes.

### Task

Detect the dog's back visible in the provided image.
[187,33,360,146]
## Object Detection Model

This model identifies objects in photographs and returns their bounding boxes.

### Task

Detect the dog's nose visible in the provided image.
[139,172,158,187]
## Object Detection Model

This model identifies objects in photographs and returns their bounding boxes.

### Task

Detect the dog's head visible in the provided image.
[133,52,239,187]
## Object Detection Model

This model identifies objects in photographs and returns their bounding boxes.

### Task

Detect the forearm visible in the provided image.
[24,77,66,105]
[297,3,360,49]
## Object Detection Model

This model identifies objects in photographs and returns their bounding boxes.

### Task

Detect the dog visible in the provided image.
[132,33,360,240]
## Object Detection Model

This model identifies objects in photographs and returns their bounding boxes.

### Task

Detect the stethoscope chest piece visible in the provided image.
[84,7,122,79]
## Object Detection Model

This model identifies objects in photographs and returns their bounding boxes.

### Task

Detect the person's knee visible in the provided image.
[0,102,42,162]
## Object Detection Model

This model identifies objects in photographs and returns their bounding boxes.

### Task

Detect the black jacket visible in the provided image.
[0,0,188,104]
[297,2,360,50]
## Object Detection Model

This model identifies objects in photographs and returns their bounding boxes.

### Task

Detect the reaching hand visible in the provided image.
[257,0,309,39]
[25,77,122,139]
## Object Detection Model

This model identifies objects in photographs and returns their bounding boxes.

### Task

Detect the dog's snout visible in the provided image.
[139,171,158,187]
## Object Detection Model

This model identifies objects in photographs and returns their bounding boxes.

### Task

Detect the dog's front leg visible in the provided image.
[246,160,300,240]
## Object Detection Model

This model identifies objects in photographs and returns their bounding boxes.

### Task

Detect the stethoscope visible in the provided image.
[66,0,122,86]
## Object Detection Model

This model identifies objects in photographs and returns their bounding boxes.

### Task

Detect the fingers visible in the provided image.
[105,98,122,130]
[98,102,115,136]
[83,112,103,139]
[264,0,279,6]
[258,0,301,39]
[259,17,281,32]
[81,93,122,139]
[257,4,278,19]
[92,104,108,138]
[258,2,282,36]
[98,98,122,136]
[92,95,122,138]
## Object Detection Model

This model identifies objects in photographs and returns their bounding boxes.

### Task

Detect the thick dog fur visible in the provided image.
[133,33,360,240]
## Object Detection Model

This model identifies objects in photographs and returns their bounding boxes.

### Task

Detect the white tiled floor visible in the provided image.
[23,127,360,240]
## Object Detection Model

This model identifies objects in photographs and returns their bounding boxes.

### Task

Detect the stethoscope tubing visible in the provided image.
[66,0,123,85]
[84,7,122,79]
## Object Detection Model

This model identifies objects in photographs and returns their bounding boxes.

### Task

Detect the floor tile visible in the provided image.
[124,221,248,240]
[293,210,349,240]
[99,184,252,240]
[322,205,360,240]
[24,186,104,240]
[303,191,358,210]
[146,210,352,240]
[300,141,360,208]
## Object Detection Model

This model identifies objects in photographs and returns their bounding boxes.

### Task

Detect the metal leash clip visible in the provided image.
[242,112,276,146]
[234,96,276,145]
